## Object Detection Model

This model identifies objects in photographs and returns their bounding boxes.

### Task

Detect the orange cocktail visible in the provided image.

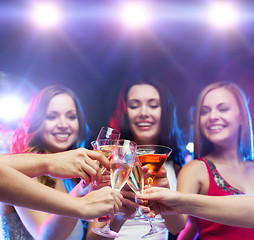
[137,145,172,186]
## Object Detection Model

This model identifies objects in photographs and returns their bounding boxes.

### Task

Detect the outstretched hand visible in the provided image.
[77,186,123,220]
[138,187,181,216]
[47,148,109,185]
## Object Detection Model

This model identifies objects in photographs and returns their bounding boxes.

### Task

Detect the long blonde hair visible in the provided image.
[194,81,253,161]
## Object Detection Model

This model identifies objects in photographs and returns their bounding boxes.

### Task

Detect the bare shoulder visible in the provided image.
[177,160,209,194]
[180,159,207,174]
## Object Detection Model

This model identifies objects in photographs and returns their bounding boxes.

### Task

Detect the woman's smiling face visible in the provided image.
[200,87,242,148]
[40,93,79,153]
[127,84,162,144]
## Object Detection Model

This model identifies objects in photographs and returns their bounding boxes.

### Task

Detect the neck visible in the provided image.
[207,145,242,164]
[133,136,159,145]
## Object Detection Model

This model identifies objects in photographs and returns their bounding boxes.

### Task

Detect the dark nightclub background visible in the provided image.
[0,0,254,143]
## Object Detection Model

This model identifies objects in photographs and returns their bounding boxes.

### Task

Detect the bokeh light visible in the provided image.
[0,95,29,122]
[207,1,239,29]
[186,142,194,153]
[120,2,149,28]
[31,2,61,28]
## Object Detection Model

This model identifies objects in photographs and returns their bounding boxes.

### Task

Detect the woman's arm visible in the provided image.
[0,164,122,219]
[15,178,122,240]
[0,148,109,181]
[176,193,254,228]
[140,187,254,228]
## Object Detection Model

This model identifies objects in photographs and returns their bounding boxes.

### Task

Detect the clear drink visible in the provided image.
[95,145,116,169]
[127,162,144,194]
[110,162,132,190]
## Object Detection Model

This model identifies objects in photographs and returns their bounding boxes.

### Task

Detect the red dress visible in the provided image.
[194,157,254,240]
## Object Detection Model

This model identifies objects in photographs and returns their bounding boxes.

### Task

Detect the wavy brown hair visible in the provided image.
[11,84,89,187]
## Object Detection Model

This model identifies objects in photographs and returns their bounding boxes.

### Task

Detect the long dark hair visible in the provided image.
[109,75,185,166]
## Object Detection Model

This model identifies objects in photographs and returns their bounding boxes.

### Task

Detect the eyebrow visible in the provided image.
[201,102,229,108]
[46,110,77,114]
[127,98,160,102]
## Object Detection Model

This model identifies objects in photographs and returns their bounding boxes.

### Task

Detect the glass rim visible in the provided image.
[100,126,120,135]
[115,139,137,146]
[137,144,172,151]
[92,139,137,145]
[90,139,119,149]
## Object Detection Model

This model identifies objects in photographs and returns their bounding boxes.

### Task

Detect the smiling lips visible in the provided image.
[53,133,70,141]
[207,124,224,132]
[136,121,154,129]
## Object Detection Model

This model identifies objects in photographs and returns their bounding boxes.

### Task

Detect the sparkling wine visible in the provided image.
[110,162,132,190]
[95,145,116,172]
[138,154,168,185]
[127,163,144,194]
[96,145,115,159]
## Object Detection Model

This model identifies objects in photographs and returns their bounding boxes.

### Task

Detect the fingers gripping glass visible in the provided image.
[89,126,120,190]
[137,145,172,239]
[91,139,137,238]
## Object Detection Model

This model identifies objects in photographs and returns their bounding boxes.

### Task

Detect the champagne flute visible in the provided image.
[91,139,118,175]
[96,126,120,141]
[92,139,137,238]
[127,157,145,220]
[89,126,120,190]
[137,145,172,239]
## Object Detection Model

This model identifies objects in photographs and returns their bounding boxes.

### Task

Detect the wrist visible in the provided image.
[42,154,51,176]
[73,197,90,220]
[174,192,191,214]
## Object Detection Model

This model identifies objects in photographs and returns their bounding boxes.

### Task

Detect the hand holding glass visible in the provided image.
[137,145,172,239]
[91,139,137,238]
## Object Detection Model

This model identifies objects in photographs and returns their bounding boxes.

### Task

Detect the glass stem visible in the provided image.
[149,218,157,231]
[147,181,157,230]
[103,221,110,231]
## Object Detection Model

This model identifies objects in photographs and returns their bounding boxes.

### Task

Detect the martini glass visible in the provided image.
[137,145,172,239]
[92,139,137,238]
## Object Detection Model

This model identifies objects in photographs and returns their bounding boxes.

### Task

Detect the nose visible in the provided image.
[208,109,219,121]
[139,105,149,118]
[56,117,69,129]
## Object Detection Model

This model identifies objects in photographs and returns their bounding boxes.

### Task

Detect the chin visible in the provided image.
[137,136,155,145]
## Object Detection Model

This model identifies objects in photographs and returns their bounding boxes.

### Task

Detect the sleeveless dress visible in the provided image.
[117,160,177,240]
[194,157,254,240]
[0,212,84,240]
